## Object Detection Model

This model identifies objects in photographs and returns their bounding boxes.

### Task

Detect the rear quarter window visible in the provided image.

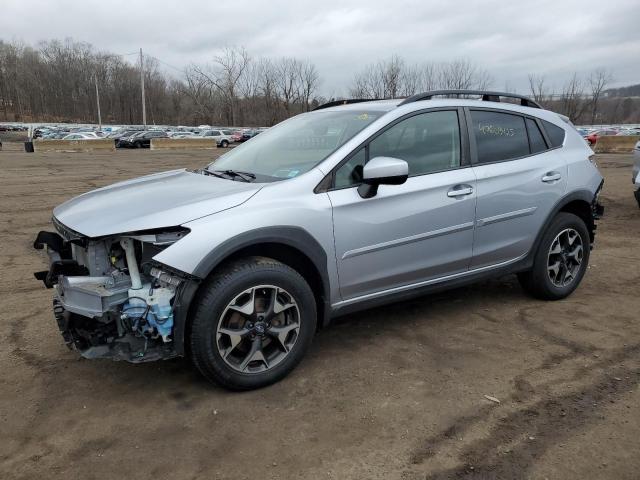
[542,120,566,148]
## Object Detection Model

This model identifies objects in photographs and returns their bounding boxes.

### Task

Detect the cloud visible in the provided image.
[1,0,638,95]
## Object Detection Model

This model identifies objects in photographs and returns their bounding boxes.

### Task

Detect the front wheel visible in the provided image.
[220,140,229,148]
[189,257,317,390]
[518,212,591,300]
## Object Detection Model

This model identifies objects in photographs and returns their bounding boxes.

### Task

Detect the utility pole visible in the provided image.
[94,74,102,131]
[140,48,147,129]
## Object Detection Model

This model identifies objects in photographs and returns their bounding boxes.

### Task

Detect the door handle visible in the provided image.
[542,172,562,183]
[447,185,474,197]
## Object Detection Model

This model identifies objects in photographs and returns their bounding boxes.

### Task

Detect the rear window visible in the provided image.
[542,120,565,148]
[471,110,530,163]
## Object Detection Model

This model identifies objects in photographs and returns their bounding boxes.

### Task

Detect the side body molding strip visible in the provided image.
[342,222,475,260]
[476,206,538,227]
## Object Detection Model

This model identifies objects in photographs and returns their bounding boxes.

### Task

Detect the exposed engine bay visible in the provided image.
[34,219,193,362]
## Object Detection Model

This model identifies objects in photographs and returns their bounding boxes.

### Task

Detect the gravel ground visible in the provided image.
[1,145,639,480]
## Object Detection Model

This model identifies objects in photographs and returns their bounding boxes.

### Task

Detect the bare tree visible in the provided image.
[588,68,612,124]
[275,57,302,115]
[298,60,319,112]
[559,73,588,122]
[528,74,549,106]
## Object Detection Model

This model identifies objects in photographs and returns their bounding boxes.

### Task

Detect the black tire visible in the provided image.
[220,140,229,148]
[189,256,317,390]
[518,212,590,300]
[134,141,142,149]
[634,188,640,209]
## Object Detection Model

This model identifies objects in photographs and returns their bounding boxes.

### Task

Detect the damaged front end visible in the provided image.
[34,219,198,362]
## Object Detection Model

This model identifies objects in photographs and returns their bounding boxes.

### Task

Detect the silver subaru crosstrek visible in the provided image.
[34,90,604,390]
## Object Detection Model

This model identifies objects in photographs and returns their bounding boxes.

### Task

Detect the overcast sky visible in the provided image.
[1,0,638,96]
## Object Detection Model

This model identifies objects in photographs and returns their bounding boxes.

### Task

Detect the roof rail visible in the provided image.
[312,99,378,111]
[398,90,543,109]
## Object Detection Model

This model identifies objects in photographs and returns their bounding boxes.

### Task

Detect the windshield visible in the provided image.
[207,110,383,181]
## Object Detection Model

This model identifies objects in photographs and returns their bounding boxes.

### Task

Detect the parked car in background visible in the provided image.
[617,128,640,136]
[62,132,100,140]
[109,129,143,140]
[586,128,618,145]
[117,130,168,148]
[233,129,261,143]
[201,129,234,147]
[634,140,640,208]
[169,132,200,139]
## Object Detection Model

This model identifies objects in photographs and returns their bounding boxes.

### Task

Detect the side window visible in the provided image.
[526,118,548,154]
[334,147,366,189]
[471,110,529,163]
[211,130,221,136]
[542,120,565,148]
[332,110,461,188]
[369,110,460,176]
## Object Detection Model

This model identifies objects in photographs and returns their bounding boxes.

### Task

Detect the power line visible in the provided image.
[145,53,186,73]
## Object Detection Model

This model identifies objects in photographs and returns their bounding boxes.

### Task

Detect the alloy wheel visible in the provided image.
[216,285,300,373]
[547,228,584,287]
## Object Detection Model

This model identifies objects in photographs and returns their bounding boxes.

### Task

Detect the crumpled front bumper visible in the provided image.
[33,227,200,361]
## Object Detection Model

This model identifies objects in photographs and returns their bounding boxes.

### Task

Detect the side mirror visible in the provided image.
[358,156,409,198]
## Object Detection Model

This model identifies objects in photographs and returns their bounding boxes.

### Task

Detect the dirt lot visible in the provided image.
[1,143,639,480]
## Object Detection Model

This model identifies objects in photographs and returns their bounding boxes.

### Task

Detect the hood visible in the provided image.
[53,169,262,237]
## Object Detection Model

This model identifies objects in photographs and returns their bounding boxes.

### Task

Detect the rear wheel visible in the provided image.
[189,257,317,390]
[134,141,143,149]
[518,212,590,300]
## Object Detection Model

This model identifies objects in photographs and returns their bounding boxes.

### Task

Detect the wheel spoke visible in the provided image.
[549,241,562,255]
[228,288,256,316]
[563,266,574,284]
[261,287,278,319]
[548,260,561,281]
[217,327,251,358]
[268,323,299,352]
[566,244,583,264]
[239,337,268,371]
[274,291,296,314]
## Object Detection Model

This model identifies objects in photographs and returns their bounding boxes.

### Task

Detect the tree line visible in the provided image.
[0,38,637,127]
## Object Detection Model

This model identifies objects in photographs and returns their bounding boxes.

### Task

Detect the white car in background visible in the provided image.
[62,132,100,140]
[201,129,234,147]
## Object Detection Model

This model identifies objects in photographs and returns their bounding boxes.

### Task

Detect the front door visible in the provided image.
[327,109,477,301]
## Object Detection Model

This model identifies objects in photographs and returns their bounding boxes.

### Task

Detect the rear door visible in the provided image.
[468,109,567,268]
[327,108,477,300]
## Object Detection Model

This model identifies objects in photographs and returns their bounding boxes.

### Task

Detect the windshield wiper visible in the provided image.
[212,169,256,182]
[197,169,227,179]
